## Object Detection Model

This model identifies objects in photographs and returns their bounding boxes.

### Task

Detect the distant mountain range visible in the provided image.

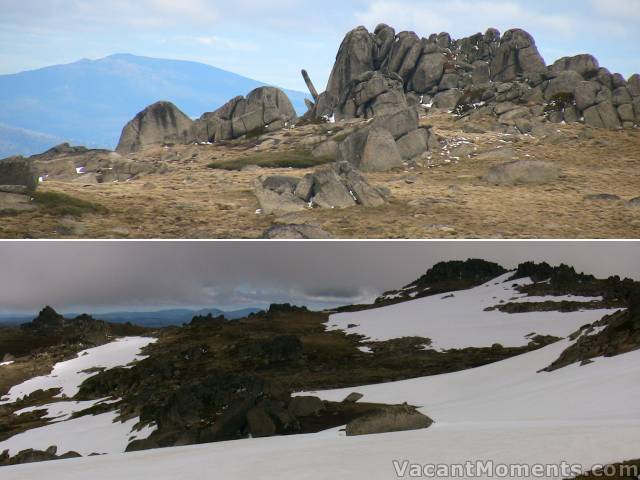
[0,307,262,328]
[0,53,310,158]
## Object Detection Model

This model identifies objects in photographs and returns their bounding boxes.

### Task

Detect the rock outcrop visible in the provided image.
[304,24,640,130]
[29,143,167,183]
[345,404,433,436]
[190,87,297,143]
[116,101,194,154]
[253,161,389,214]
[336,107,439,172]
[0,156,37,211]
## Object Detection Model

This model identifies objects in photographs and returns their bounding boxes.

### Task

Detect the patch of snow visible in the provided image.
[358,346,373,354]
[8,344,640,480]
[326,273,617,349]
[0,360,14,366]
[75,167,85,175]
[0,410,151,456]
[0,337,156,404]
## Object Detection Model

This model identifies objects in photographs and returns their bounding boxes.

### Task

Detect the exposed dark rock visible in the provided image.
[0,446,82,466]
[312,24,637,130]
[288,396,325,417]
[191,87,296,142]
[0,157,38,193]
[342,392,364,403]
[116,101,193,154]
[254,161,388,213]
[550,54,599,78]
[345,404,433,436]
[543,307,640,372]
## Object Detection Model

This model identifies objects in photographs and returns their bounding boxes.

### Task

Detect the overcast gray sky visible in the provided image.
[0,241,637,315]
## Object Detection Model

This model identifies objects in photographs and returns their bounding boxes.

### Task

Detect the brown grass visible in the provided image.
[0,114,639,238]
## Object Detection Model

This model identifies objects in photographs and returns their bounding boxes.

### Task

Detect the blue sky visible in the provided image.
[1,0,639,91]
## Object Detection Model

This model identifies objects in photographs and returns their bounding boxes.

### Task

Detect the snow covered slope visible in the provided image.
[3,337,639,479]
[1,336,155,403]
[327,273,616,349]
[0,337,156,456]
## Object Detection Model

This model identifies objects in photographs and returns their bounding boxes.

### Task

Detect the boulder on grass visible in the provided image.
[484,160,561,186]
[116,101,193,154]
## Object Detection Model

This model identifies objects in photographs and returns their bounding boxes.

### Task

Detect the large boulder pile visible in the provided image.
[253,161,389,214]
[337,107,439,171]
[0,157,37,211]
[116,87,297,152]
[116,101,194,154]
[304,24,640,130]
[190,87,297,143]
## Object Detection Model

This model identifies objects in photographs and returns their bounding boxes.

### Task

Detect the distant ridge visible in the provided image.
[0,54,310,157]
[0,307,262,327]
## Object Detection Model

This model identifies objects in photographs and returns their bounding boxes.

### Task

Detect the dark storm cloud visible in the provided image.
[0,241,637,314]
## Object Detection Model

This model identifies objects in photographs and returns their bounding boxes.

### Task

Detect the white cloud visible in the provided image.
[589,0,640,19]
[355,0,575,38]
[196,36,259,52]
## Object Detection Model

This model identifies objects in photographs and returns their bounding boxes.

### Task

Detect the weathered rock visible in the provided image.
[550,54,599,78]
[498,107,532,125]
[326,27,376,107]
[370,107,419,140]
[612,87,632,107]
[341,71,408,119]
[484,160,561,185]
[246,407,277,437]
[433,90,462,109]
[262,224,333,239]
[192,87,296,142]
[583,101,621,129]
[628,74,640,97]
[116,101,193,154]
[628,197,640,207]
[373,24,396,68]
[396,129,429,160]
[345,405,434,436]
[253,178,307,214]
[544,71,583,100]
[618,104,635,123]
[334,161,388,207]
[307,167,356,209]
[412,52,446,93]
[288,396,325,417]
[574,81,600,111]
[337,127,403,172]
[490,29,546,82]
[0,157,37,192]
[386,31,423,81]
[342,392,364,403]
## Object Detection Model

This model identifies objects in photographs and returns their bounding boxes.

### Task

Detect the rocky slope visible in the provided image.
[0,261,638,476]
[1,260,637,467]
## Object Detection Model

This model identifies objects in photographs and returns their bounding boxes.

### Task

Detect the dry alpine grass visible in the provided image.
[1,112,639,239]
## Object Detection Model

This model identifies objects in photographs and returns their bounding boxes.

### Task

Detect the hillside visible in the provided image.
[0,260,638,476]
[0,54,309,157]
